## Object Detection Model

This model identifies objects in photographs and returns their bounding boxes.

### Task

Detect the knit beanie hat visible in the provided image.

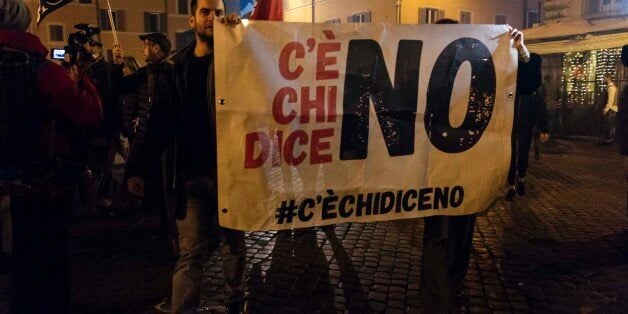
[0,0,32,32]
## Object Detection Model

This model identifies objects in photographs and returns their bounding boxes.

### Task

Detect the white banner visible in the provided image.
[214,21,517,231]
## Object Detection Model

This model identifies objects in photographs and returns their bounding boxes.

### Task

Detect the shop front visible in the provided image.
[526,22,627,138]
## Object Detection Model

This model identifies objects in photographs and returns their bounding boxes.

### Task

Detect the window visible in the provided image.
[99,9,119,31]
[419,8,444,24]
[49,25,64,42]
[347,11,371,23]
[459,10,472,24]
[494,14,507,24]
[177,0,190,15]
[526,11,539,28]
[145,12,161,32]
[78,0,92,4]
[325,18,341,24]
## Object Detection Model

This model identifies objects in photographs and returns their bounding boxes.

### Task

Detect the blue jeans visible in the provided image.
[171,177,246,313]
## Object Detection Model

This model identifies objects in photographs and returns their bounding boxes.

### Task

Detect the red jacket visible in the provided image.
[0,30,103,157]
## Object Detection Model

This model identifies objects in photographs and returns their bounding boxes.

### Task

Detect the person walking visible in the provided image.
[125,1,246,313]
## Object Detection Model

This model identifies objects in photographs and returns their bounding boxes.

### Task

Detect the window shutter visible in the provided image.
[160,13,168,33]
[99,9,109,30]
[437,10,445,21]
[144,12,151,32]
[419,8,426,23]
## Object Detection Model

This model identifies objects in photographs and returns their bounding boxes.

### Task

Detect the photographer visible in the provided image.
[0,1,102,312]
[72,24,122,213]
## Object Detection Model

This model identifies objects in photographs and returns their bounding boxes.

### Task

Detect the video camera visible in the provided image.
[63,23,101,65]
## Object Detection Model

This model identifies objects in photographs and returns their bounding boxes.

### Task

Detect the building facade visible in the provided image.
[23,0,244,63]
[284,0,542,28]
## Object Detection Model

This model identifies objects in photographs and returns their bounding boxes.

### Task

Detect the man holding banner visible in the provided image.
[419,19,532,313]
[126,0,245,312]
[213,13,533,313]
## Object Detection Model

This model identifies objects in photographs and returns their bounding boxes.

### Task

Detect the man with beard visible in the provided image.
[114,33,177,245]
[126,1,245,313]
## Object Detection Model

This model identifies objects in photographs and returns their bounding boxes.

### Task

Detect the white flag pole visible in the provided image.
[105,0,119,46]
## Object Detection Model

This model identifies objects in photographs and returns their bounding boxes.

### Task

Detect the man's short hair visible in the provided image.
[603,73,614,80]
[191,0,197,15]
[139,32,172,53]
[191,0,224,16]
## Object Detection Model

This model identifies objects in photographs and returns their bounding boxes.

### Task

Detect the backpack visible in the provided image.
[0,47,45,194]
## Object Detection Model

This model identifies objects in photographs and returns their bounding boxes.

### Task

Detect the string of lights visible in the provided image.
[561,47,621,107]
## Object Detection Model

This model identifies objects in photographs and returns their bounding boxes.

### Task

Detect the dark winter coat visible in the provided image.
[0,30,102,158]
[125,40,217,216]
[516,87,549,133]
[118,59,176,173]
[87,57,120,138]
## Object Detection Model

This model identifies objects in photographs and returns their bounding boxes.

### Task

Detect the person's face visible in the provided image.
[89,43,102,58]
[604,76,612,84]
[189,0,225,42]
[142,40,160,63]
[123,66,133,76]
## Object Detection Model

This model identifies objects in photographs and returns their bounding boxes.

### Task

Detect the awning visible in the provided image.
[524,20,628,55]
[527,32,628,55]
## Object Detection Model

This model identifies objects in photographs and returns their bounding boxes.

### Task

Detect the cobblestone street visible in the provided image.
[1,140,626,313]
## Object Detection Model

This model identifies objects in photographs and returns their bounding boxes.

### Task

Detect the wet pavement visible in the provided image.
[0,139,626,313]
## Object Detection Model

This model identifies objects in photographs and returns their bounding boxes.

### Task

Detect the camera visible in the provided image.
[64,23,101,65]
[51,48,66,60]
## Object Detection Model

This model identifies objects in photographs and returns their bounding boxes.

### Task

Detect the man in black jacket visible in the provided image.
[126,1,245,313]
[506,54,550,201]
[85,39,121,212]
[420,19,534,314]
[114,32,177,245]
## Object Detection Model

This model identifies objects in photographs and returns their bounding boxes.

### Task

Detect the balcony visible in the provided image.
[582,0,628,19]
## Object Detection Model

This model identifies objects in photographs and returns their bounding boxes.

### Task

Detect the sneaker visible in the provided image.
[516,180,526,197]
[154,297,171,313]
[505,188,516,201]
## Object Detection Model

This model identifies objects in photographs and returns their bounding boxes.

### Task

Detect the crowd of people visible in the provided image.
[0,0,626,313]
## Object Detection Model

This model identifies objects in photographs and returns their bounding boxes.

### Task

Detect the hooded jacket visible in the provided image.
[0,29,103,157]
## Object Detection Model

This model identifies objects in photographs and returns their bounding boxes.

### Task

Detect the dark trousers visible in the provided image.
[171,177,246,312]
[11,188,74,313]
[604,111,617,141]
[84,137,116,206]
[145,170,177,239]
[420,214,477,313]
[508,126,534,185]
